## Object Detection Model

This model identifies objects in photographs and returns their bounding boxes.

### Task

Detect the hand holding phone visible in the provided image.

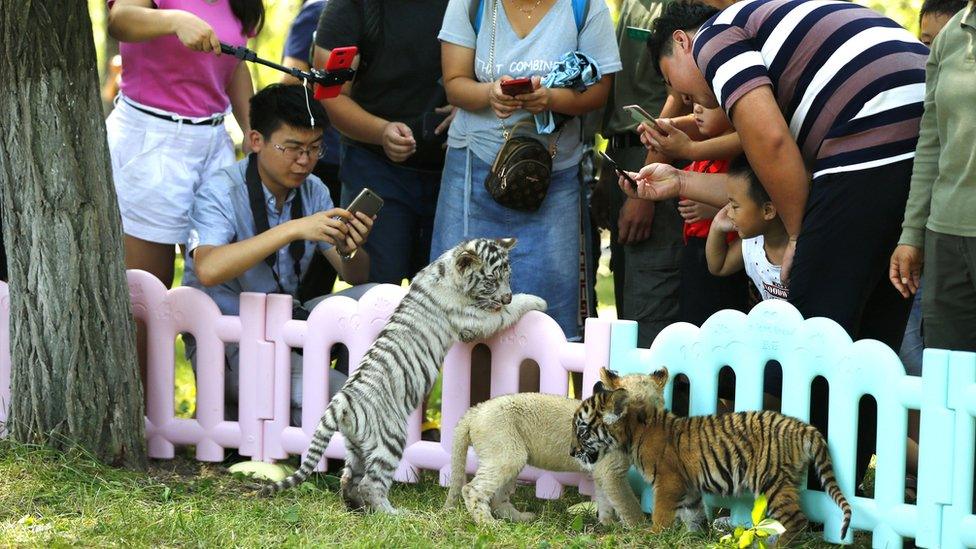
[500,77,534,97]
[314,46,358,100]
[599,151,638,192]
[622,104,665,133]
[344,188,384,219]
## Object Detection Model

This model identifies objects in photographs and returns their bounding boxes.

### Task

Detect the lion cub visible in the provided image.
[445,380,659,526]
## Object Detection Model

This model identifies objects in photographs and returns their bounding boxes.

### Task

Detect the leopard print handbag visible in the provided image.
[484,121,554,212]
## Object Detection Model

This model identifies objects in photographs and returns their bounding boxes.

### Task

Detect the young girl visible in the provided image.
[107,0,263,287]
[674,103,748,324]
[705,157,789,301]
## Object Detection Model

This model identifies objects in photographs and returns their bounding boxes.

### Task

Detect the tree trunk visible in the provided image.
[0,2,146,469]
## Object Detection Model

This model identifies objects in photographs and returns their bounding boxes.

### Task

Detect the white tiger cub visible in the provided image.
[260,238,547,514]
[445,390,647,527]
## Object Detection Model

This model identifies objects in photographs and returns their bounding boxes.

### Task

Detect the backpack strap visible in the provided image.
[572,0,589,33]
[471,0,588,35]
[470,0,485,34]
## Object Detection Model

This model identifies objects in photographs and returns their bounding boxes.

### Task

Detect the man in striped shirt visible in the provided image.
[625,0,927,352]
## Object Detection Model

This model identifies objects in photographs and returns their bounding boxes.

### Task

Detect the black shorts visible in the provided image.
[787,159,914,350]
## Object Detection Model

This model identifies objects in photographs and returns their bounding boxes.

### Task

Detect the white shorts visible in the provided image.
[106,96,235,245]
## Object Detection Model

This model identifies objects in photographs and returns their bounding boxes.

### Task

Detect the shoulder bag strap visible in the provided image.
[244,154,305,293]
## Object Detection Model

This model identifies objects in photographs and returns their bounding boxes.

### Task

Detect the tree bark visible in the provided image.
[0,2,146,468]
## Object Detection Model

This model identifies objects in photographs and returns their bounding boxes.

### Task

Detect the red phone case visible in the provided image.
[314,46,358,100]
[501,77,533,96]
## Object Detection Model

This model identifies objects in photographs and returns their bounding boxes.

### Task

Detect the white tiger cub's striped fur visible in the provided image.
[260,238,547,515]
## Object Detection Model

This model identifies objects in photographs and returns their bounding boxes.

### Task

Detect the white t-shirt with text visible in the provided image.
[742,235,788,301]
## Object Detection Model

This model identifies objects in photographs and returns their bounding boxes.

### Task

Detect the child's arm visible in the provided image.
[685,132,742,161]
[705,205,745,276]
[646,123,743,162]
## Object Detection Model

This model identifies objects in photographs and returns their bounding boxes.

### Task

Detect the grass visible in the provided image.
[0,441,865,548]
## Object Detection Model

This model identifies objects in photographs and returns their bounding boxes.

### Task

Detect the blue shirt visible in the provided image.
[183,157,335,316]
[438,0,622,171]
[284,0,341,165]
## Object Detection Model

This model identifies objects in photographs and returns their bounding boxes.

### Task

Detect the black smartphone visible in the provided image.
[599,151,638,191]
[421,111,450,142]
[345,188,384,219]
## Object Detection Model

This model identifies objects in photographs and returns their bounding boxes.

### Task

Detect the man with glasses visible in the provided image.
[183,84,375,425]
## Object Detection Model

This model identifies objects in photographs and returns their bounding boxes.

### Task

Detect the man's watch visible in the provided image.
[339,248,357,261]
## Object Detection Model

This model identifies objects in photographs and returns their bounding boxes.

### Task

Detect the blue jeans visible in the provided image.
[899,281,924,376]
[339,143,442,284]
[431,147,583,338]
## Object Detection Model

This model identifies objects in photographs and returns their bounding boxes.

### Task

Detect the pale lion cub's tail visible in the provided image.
[444,412,473,509]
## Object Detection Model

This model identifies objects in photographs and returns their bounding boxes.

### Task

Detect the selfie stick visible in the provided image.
[219,43,355,88]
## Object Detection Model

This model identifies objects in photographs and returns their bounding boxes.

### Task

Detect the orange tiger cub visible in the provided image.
[570,367,852,541]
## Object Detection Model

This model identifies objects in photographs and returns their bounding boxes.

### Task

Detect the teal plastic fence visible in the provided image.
[608,299,976,548]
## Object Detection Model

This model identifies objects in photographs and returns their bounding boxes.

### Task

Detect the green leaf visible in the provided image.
[738,530,755,548]
[752,494,768,525]
[282,506,300,524]
[571,513,585,532]
[17,515,36,526]
[734,526,745,538]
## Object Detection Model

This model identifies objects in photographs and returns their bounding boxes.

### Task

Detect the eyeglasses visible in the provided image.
[272,142,325,162]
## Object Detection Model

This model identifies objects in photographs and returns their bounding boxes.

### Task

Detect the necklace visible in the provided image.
[510,0,544,19]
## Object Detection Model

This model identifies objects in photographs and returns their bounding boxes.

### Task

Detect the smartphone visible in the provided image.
[625,25,651,41]
[345,188,385,219]
[500,77,534,97]
[421,110,450,142]
[314,46,358,100]
[599,151,638,192]
[622,104,665,133]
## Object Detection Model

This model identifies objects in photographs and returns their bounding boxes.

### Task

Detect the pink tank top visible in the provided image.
[113,0,249,117]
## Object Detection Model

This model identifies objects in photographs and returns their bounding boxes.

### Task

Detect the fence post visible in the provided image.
[916,349,953,547]
[439,343,473,486]
[128,271,177,459]
[237,292,271,461]
[941,350,976,548]
[262,293,296,463]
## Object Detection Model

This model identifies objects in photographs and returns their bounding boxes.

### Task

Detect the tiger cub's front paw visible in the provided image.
[514,294,547,313]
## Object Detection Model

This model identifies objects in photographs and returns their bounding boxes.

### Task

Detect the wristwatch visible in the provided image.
[339,248,357,261]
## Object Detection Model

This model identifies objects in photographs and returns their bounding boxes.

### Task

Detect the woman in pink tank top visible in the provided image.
[105,0,264,288]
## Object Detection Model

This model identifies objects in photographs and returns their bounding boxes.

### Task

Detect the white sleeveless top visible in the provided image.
[742,236,789,301]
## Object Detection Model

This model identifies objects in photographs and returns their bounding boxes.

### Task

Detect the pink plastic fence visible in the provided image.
[0,271,609,500]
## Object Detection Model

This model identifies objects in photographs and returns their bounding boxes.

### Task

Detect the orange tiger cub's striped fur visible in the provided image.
[570,368,852,541]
